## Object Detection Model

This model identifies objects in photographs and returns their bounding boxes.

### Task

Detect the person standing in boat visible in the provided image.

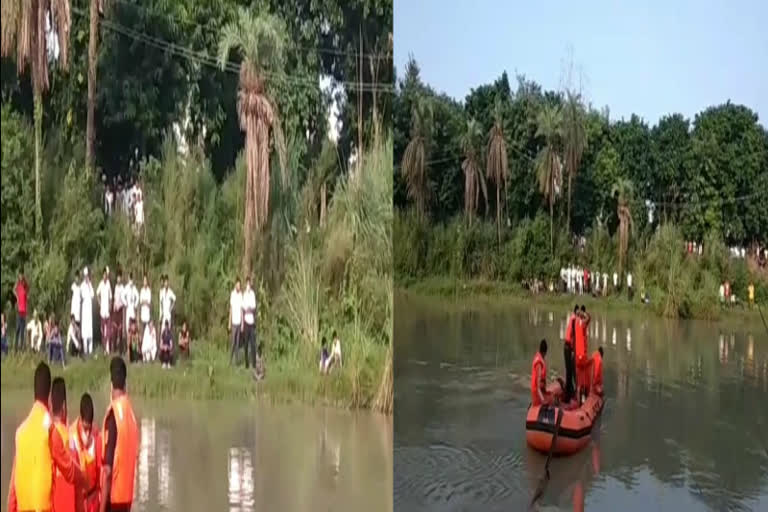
[563,305,579,401]
[530,339,553,406]
[591,347,604,396]
[575,306,591,404]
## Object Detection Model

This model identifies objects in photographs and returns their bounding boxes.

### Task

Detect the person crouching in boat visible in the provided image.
[531,339,554,406]
[591,347,604,396]
[575,306,591,404]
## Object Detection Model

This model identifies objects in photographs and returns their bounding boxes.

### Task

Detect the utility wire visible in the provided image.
[72,6,394,93]
[108,0,392,60]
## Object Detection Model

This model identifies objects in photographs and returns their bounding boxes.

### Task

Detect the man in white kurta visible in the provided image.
[80,267,95,355]
[140,276,152,332]
[124,274,139,334]
[96,269,113,353]
[158,275,176,331]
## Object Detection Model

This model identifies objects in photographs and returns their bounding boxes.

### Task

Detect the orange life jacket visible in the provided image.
[530,352,547,405]
[52,420,76,512]
[70,419,101,501]
[14,401,54,511]
[575,318,587,360]
[564,314,577,346]
[592,350,603,387]
[102,395,139,506]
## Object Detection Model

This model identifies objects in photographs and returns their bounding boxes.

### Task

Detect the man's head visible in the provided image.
[573,305,579,314]
[34,362,52,404]
[580,305,587,316]
[332,330,338,341]
[235,278,241,292]
[128,272,133,283]
[110,356,127,393]
[321,336,327,348]
[117,274,122,284]
[51,377,67,420]
[163,274,169,287]
[246,276,252,289]
[79,393,94,441]
[598,346,604,357]
[103,268,109,280]
[539,338,548,356]
[143,274,149,287]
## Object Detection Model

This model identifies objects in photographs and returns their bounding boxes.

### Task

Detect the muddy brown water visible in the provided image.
[394,295,768,511]
[1,396,392,511]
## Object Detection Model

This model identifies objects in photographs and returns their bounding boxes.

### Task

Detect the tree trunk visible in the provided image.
[34,91,43,238]
[86,0,99,172]
[496,184,501,247]
[320,182,327,226]
[567,171,573,235]
[243,127,256,278]
[550,192,554,256]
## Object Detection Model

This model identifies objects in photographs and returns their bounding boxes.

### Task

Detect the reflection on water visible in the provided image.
[2,399,392,512]
[394,294,768,511]
[228,447,254,512]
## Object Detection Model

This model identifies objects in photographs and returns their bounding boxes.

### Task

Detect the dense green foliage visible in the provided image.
[394,57,768,319]
[1,0,392,411]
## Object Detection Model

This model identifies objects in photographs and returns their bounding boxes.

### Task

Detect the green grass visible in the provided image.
[0,341,386,410]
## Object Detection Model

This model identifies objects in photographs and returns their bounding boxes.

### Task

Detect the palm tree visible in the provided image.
[86,0,107,172]
[460,118,487,224]
[534,104,563,254]
[486,97,508,246]
[562,91,587,234]
[400,96,432,218]
[612,177,634,277]
[2,0,72,237]
[218,8,287,276]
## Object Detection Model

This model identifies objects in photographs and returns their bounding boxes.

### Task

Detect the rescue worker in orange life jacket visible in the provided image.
[100,357,139,512]
[563,305,579,401]
[591,347,604,396]
[6,362,86,512]
[70,393,102,512]
[531,339,553,406]
[574,305,591,404]
[50,377,84,512]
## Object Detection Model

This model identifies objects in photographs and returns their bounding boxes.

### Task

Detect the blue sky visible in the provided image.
[394,0,767,126]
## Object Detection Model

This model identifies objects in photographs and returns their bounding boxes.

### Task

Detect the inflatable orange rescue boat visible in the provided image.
[526,383,604,456]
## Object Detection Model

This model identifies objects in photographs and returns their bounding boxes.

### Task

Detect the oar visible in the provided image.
[530,405,564,508]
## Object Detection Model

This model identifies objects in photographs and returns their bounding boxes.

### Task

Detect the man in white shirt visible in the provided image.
[158,274,177,331]
[229,279,243,366]
[242,277,258,370]
[96,268,113,353]
[80,267,95,356]
[124,273,140,336]
[113,272,126,353]
[602,273,608,297]
[70,272,82,324]
[627,272,633,301]
[613,272,618,292]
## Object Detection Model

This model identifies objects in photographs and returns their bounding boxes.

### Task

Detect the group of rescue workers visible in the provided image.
[7,357,139,512]
[531,305,604,407]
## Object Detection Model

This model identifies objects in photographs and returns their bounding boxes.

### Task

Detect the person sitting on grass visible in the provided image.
[328,331,343,372]
[128,318,141,363]
[1,313,7,357]
[48,316,66,368]
[159,320,173,369]
[178,321,190,360]
[319,337,330,374]
[67,315,83,359]
[142,320,157,362]
[253,343,265,381]
[27,309,43,353]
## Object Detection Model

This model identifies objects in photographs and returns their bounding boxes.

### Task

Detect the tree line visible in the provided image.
[394,57,768,265]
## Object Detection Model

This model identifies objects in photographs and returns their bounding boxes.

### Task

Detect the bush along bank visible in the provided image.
[395,211,768,320]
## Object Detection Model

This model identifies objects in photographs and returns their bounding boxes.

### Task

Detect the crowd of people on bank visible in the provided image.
[102,176,144,232]
[6,358,139,512]
[558,266,635,300]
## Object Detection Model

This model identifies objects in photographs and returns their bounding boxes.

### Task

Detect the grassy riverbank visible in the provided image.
[0,341,387,410]
[398,277,767,324]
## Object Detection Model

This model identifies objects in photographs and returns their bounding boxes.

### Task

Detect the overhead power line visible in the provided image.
[108,0,392,61]
[71,6,394,94]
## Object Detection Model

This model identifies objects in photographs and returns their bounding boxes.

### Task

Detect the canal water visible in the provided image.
[1,396,392,512]
[394,293,768,511]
